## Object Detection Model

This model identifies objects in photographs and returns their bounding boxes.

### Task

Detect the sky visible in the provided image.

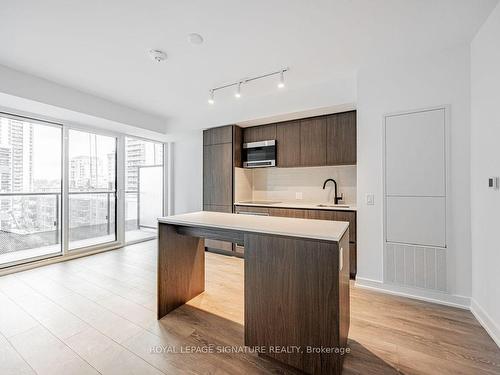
[33,126,116,181]
[1,116,162,189]
[1,118,116,183]
[33,125,61,181]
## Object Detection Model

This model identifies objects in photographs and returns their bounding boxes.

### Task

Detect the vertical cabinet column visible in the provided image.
[203,125,242,254]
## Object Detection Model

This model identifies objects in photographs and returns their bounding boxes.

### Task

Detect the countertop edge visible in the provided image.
[158,216,349,242]
[234,202,357,212]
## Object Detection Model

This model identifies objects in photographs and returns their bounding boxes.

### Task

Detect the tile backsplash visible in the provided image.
[234,165,356,205]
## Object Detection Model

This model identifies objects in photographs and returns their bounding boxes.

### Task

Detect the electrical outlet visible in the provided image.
[366,193,374,205]
[295,192,303,200]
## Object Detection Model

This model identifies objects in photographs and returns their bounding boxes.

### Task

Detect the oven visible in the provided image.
[243,140,276,168]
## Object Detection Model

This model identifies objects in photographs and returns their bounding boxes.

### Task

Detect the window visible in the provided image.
[124,137,164,243]
[0,112,166,268]
[0,114,62,266]
[68,130,117,250]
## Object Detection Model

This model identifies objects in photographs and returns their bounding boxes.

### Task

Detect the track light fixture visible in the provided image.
[208,67,289,104]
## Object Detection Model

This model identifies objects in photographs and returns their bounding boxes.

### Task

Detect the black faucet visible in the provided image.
[323,178,343,204]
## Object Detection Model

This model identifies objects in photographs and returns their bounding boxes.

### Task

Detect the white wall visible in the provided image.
[356,43,472,301]
[470,2,500,346]
[170,131,203,214]
[0,64,167,135]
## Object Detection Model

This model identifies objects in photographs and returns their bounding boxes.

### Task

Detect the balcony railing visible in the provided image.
[0,189,155,257]
[0,191,119,255]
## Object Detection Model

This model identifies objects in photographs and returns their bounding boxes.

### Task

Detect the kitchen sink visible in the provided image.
[316,204,350,208]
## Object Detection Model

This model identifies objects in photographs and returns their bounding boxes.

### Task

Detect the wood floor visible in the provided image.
[0,240,498,375]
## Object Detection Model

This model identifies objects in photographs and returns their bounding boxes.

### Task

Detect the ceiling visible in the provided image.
[0,0,497,133]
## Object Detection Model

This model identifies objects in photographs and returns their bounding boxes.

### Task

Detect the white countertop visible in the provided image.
[158,211,349,242]
[234,201,357,211]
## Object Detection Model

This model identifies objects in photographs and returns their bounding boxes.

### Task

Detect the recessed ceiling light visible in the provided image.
[188,33,204,45]
[149,49,167,63]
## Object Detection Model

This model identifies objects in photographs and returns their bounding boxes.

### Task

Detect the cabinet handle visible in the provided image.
[237,211,270,216]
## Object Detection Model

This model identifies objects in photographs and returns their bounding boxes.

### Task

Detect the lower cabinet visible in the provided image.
[304,209,356,247]
[268,208,305,218]
[305,209,357,279]
[350,243,357,280]
[203,205,235,254]
[234,205,357,279]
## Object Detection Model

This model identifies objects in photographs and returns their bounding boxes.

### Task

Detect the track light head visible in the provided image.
[277,70,285,88]
[208,90,215,104]
[235,82,242,98]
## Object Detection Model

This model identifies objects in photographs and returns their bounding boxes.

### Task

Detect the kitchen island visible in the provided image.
[158,211,350,375]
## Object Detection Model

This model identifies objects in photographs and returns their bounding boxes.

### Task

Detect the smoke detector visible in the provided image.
[149,49,167,63]
[188,33,204,45]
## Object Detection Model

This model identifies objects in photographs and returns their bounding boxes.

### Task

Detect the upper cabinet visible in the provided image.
[300,117,327,166]
[240,110,356,168]
[203,125,233,145]
[243,124,276,143]
[326,111,356,165]
[276,120,301,167]
[203,125,242,208]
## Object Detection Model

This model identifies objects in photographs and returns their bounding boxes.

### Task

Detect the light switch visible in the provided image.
[295,192,303,200]
[366,193,375,205]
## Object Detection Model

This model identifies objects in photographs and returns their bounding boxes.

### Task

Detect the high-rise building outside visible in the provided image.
[69,155,106,190]
[0,118,34,234]
[0,118,33,192]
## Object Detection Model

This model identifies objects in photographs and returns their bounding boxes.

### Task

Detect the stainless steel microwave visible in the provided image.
[243,140,276,168]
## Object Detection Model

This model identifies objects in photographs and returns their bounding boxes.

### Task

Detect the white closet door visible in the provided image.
[385,109,445,197]
[385,108,446,248]
[386,196,446,247]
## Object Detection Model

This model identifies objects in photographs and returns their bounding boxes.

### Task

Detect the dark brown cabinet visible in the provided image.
[233,126,243,168]
[268,207,305,218]
[234,205,269,215]
[203,204,233,213]
[326,111,356,165]
[349,243,356,280]
[203,204,234,252]
[305,209,356,246]
[243,124,276,143]
[242,111,356,168]
[203,125,242,256]
[234,205,357,278]
[306,208,357,278]
[203,125,233,145]
[203,143,232,207]
[276,121,301,167]
[300,117,327,166]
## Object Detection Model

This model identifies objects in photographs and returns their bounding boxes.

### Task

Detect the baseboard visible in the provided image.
[471,299,500,348]
[355,277,471,309]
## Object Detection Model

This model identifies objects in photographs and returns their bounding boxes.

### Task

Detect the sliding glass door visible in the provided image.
[0,114,62,267]
[0,111,166,268]
[68,129,117,250]
[124,137,164,243]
